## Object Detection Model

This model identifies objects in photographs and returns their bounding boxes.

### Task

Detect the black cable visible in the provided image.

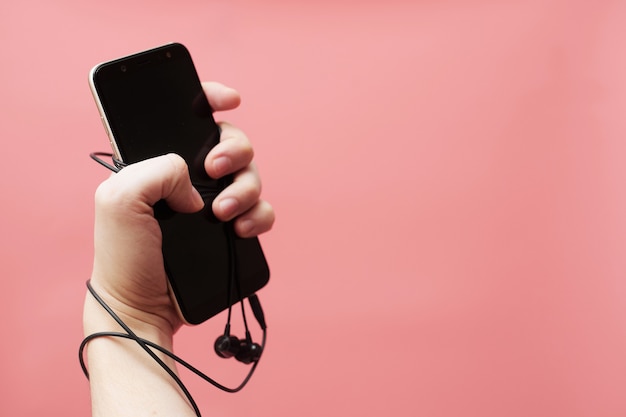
[81,152,267,417]
[81,280,202,417]
[224,223,236,333]
[224,221,252,341]
[89,152,127,173]
[79,281,266,395]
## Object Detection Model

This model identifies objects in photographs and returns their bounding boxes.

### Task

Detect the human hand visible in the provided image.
[84,82,274,345]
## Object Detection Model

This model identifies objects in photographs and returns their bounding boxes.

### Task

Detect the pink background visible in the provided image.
[2,1,626,416]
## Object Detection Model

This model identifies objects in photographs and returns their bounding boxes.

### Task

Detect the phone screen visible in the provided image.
[90,43,269,324]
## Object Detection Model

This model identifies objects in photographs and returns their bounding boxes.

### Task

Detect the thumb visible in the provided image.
[98,153,204,216]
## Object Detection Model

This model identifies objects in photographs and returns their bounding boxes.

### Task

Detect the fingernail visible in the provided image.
[218,198,238,218]
[213,157,231,177]
[238,219,255,237]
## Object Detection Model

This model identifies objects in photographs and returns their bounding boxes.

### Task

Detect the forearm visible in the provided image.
[83,291,195,417]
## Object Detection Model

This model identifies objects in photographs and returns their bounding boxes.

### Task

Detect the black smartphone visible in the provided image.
[89,43,269,325]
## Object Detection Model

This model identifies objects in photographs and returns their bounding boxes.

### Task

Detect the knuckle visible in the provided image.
[94,178,130,214]
[164,153,188,176]
[262,201,276,229]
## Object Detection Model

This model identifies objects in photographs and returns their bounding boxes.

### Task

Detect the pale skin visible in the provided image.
[83,82,275,417]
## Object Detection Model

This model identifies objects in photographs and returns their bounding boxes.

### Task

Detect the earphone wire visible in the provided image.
[81,152,267,416]
[81,280,202,416]
[80,280,266,394]
[224,221,253,341]
[89,152,126,173]
[224,222,236,334]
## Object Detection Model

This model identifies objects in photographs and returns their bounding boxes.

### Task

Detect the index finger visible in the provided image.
[201,82,241,112]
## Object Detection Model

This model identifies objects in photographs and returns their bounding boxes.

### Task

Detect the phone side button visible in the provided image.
[100,116,108,133]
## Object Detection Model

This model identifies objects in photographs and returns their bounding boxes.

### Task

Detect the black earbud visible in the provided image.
[214,327,263,364]
[214,333,241,359]
[234,337,263,365]
[215,218,266,366]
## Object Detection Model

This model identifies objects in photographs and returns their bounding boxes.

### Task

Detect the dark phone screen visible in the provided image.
[92,44,269,324]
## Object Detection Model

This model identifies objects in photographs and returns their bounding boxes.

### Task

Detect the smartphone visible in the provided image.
[89,43,270,325]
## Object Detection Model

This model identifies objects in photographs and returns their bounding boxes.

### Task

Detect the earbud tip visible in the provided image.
[235,342,262,364]
[214,335,239,358]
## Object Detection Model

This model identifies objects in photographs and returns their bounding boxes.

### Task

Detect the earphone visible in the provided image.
[214,290,267,364]
[215,327,262,362]
[213,217,266,365]
[82,152,269,417]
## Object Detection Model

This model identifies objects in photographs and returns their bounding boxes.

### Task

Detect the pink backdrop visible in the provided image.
[2,1,626,416]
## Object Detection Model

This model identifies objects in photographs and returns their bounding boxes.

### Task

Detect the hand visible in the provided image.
[84,82,274,344]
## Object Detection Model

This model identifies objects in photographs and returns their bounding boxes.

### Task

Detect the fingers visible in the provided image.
[212,162,260,219]
[232,199,275,238]
[211,160,275,237]
[205,121,255,221]
[97,81,274,238]
[204,122,275,236]
[201,82,241,112]
[205,122,254,179]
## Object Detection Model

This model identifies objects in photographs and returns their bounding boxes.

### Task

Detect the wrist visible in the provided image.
[82,283,176,350]
[81,284,196,417]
